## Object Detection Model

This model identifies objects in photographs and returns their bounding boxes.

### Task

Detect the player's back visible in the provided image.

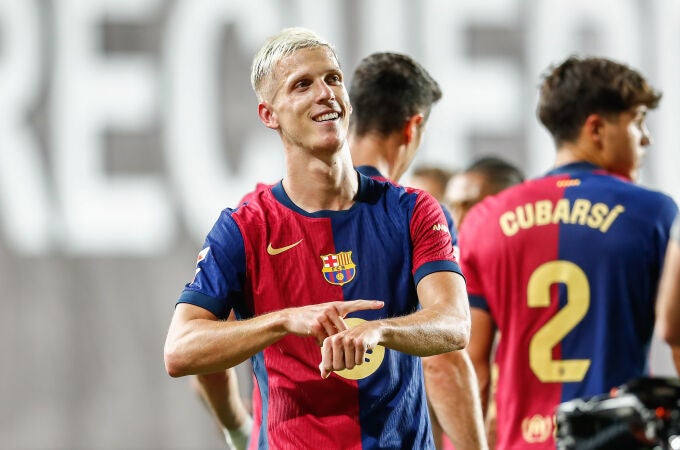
[459,161,678,449]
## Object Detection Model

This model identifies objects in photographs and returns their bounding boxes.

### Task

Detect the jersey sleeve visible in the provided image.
[177,208,246,320]
[409,191,462,285]
[442,203,460,260]
[457,207,490,312]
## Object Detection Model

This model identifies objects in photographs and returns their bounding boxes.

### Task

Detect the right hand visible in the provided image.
[283,300,384,346]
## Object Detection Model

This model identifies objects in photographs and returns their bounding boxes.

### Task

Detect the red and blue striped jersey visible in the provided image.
[458,162,678,450]
[355,165,458,248]
[178,172,462,449]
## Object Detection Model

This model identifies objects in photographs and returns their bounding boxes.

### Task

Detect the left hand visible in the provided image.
[319,320,382,378]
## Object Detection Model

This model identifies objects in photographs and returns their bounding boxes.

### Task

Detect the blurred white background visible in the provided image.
[1,0,678,448]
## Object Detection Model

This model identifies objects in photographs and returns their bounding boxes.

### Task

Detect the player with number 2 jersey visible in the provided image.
[460,56,678,449]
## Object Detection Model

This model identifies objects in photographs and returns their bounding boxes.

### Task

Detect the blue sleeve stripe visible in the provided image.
[177,289,231,320]
[414,260,464,286]
[468,294,490,312]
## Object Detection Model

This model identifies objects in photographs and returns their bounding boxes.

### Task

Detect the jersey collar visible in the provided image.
[271,171,383,217]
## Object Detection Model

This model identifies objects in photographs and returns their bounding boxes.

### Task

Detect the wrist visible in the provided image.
[223,415,253,450]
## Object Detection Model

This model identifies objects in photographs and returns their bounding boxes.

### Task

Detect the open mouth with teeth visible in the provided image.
[314,112,340,122]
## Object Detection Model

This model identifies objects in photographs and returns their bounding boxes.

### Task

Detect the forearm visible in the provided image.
[672,346,680,375]
[467,308,495,417]
[193,369,250,429]
[165,307,288,377]
[376,271,470,356]
[423,351,488,450]
[656,240,680,345]
[378,306,469,356]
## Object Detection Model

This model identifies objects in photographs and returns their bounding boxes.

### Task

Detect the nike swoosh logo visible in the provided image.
[266,239,303,255]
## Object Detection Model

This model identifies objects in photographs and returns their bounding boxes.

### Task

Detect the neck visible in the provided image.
[282,145,358,212]
[554,141,602,169]
[349,131,404,182]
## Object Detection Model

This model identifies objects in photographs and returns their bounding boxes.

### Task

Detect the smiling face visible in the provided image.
[258,46,352,156]
[600,105,651,181]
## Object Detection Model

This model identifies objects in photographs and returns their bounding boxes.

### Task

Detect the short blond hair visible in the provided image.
[250,27,338,102]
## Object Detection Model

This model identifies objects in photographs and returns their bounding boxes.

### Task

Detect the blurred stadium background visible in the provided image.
[1,0,678,448]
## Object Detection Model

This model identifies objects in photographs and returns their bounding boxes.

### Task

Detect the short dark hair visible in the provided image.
[537,56,662,145]
[465,156,524,193]
[349,52,442,137]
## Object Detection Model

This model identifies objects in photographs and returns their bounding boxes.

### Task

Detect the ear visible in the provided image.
[258,102,279,130]
[583,113,605,147]
[403,113,425,144]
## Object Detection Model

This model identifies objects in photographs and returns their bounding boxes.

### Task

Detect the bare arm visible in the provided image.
[467,308,496,416]
[164,299,384,377]
[423,350,488,450]
[467,308,497,448]
[319,271,471,377]
[656,238,680,344]
[191,369,250,431]
[189,310,252,434]
[189,310,253,449]
[671,347,680,376]
[656,238,680,373]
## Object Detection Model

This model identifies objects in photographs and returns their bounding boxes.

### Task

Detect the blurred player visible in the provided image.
[656,212,680,373]
[190,340,252,449]
[444,155,524,448]
[164,27,472,449]
[408,165,455,203]
[348,51,487,450]
[458,56,678,449]
[445,156,524,230]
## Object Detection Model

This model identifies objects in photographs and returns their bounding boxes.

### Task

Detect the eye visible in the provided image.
[327,73,342,84]
[294,79,311,90]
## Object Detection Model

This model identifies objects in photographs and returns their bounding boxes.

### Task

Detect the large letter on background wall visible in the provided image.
[51,0,173,255]
[164,0,287,242]
[0,1,51,255]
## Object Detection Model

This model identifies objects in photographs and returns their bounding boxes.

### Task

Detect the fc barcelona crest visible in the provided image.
[320,251,357,286]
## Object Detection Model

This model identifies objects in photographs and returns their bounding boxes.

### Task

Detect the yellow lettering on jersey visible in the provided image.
[551,199,570,224]
[570,199,591,225]
[586,202,608,229]
[535,200,552,226]
[499,198,625,236]
[500,211,519,236]
[432,223,450,234]
[600,204,625,232]
[516,203,534,229]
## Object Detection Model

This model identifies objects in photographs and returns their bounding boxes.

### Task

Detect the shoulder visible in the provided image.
[590,175,678,219]
[231,184,276,220]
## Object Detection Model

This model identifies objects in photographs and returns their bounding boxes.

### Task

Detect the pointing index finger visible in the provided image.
[337,300,384,317]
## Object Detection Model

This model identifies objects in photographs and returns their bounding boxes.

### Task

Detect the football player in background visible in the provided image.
[459,56,678,449]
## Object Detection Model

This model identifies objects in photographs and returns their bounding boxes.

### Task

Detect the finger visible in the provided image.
[328,314,348,333]
[337,300,384,316]
[343,335,358,370]
[319,338,333,379]
[328,334,351,372]
[308,323,327,346]
[355,343,365,366]
[319,316,337,339]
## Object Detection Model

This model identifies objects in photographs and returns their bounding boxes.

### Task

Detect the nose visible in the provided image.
[641,123,652,147]
[316,80,335,102]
